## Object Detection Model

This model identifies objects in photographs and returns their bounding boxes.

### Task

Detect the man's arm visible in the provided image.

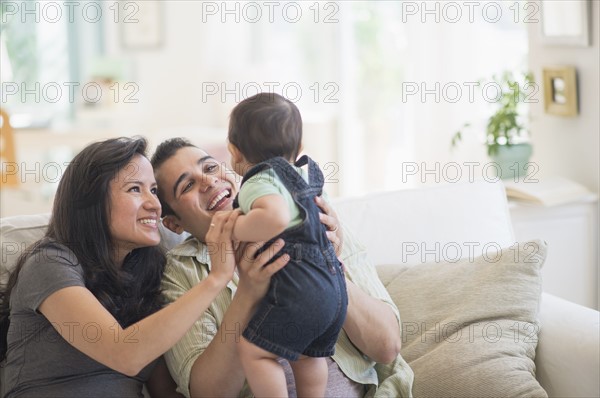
[145,356,184,398]
[161,253,239,398]
[336,220,402,364]
[189,240,289,397]
[314,195,402,363]
[162,240,289,397]
[187,290,256,397]
[344,280,402,364]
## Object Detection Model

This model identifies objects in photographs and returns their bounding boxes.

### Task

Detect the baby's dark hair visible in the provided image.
[228,92,302,163]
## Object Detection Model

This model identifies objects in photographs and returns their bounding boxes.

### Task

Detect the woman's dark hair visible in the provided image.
[228,92,302,164]
[0,137,165,361]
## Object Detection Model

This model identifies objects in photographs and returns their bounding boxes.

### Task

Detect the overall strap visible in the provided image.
[295,155,324,193]
[238,160,273,186]
[233,156,324,210]
[234,156,310,202]
[265,156,313,197]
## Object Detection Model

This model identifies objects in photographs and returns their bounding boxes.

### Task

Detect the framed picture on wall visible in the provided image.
[542,66,579,117]
[120,1,164,49]
[540,0,591,47]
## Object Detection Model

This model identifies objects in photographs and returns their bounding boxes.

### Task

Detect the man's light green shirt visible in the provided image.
[161,223,414,398]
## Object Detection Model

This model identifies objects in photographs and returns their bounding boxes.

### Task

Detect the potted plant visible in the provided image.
[451,71,535,179]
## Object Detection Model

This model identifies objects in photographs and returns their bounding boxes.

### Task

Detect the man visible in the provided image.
[151,138,413,397]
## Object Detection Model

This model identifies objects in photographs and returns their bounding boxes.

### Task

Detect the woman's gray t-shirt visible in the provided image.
[3,242,156,397]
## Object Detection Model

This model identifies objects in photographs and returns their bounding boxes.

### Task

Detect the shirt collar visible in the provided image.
[168,235,239,290]
[169,236,211,265]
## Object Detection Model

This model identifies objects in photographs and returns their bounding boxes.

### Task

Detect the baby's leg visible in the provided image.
[290,355,328,397]
[239,336,287,398]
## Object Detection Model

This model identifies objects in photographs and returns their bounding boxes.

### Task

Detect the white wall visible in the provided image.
[102,2,252,133]
[98,2,544,195]
[99,1,340,186]
[527,0,600,194]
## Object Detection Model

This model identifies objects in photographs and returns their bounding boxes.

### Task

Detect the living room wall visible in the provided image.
[4,1,595,215]
[102,2,248,131]
[99,2,531,196]
[527,1,600,194]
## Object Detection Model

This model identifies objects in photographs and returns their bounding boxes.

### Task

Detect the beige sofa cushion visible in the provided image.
[377,240,548,398]
[0,214,188,285]
[1,214,50,284]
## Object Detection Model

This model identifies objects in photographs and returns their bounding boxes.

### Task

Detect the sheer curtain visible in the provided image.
[336,1,528,195]
[402,1,529,189]
[1,1,527,196]
[238,1,528,196]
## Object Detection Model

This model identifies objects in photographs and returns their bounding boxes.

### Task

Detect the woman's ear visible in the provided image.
[162,215,185,235]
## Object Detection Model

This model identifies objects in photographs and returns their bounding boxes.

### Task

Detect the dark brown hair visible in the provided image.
[150,137,198,217]
[0,137,165,361]
[228,92,302,163]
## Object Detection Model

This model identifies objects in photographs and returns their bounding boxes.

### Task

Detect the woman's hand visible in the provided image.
[315,196,344,257]
[235,239,289,306]
[205,210,240,285]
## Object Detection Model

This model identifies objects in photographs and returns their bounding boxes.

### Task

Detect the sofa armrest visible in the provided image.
[536,293,599,397]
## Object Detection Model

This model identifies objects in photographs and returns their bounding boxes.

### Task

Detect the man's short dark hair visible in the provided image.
[151,137,197,217]
[228,93,302,164]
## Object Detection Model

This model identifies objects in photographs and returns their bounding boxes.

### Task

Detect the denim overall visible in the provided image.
[233,155,348,361]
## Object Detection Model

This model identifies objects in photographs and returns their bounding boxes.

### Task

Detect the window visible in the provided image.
[1,0,103,128]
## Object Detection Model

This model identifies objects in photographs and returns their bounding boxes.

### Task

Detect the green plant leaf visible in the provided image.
[452,70,533,152]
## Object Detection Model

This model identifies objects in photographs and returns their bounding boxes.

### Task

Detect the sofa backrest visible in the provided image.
[1,213,50,286]
[332,179,515,267]
[0,214,188,286]
[1,180,515,282]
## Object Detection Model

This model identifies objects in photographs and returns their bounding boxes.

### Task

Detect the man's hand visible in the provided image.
[315,196,344,257]
[235,239,289,307]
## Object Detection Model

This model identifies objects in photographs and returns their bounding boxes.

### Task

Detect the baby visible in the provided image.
[226,92,348,397]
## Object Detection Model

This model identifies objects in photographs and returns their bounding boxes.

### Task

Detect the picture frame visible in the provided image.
[120,1,164,50]
[542,66,578,117]
[540,0,591,47]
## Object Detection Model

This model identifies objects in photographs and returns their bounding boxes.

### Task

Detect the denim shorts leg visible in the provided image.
[242,259,344,361]
[302,266,348,357]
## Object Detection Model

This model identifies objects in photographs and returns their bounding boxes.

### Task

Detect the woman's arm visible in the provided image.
[38,211,240,377]
[233,194,290,242]
[187,240,290,397]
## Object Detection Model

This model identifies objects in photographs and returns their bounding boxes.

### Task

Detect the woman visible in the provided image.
[0,137,288,397]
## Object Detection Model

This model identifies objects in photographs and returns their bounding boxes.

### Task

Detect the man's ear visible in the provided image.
[162,215,185,235]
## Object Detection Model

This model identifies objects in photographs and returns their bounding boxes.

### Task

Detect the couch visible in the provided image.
[1,180,598,397]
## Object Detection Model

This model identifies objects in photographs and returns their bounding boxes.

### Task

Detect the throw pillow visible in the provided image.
[1,214,50,285]
[377,239,547,398]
